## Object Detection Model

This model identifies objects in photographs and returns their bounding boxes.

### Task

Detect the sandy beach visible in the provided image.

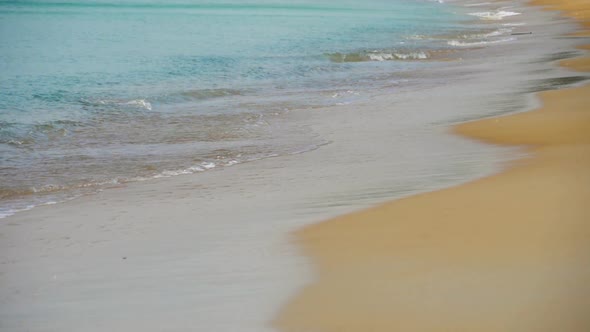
[0,1,587,331]
[275,0,590,331]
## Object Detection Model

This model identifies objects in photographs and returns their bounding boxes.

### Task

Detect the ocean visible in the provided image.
[0,0,520,217]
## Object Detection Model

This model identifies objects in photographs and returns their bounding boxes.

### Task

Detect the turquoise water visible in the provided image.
[0,0,485,216]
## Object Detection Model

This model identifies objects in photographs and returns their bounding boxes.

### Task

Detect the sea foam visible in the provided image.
[469,11,521,20]
[125,99,153,110]
[328,50,430,62]
[448,37,516,47]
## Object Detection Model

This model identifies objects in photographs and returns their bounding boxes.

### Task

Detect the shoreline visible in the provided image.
[0,0,495,221]
[274,0,590,331]
[1,1,587,331]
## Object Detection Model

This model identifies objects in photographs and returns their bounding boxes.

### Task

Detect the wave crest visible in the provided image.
[82,98,153,111]
[469,10,521,20]
[448,37,515,47]
[327,50,430,63]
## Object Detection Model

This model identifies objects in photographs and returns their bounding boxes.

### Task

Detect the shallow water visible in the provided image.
[0,0,531,216]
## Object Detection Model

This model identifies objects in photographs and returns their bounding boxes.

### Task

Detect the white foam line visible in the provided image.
[448,37,516,47]
[469,11,522,20]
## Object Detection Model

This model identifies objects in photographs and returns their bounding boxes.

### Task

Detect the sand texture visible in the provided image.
[274,1,590,331]
[532,0,590,29]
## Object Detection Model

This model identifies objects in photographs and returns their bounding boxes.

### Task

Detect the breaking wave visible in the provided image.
[82,98,153,111]
[408,27,514,43]
[447,37,516,47]
[469,10,521,20]
[327,50,431,63]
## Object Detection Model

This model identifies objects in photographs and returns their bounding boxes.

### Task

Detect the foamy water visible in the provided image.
[469,10,521,20]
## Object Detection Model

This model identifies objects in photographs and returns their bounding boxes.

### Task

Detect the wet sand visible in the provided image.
[274,0,590,331]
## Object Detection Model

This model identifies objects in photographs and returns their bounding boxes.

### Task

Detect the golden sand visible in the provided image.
[559,44,590,72]
[560,56,590,71]
[532,0,590,29]
[274,1,590,331]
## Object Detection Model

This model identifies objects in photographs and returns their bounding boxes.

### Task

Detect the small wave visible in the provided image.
[133,159,242,181]
[0,178,122,201]
[448,37,516,47]
[409,28,512,42]
[327,50,430,63]
[469,11,521,20]
[0,205,34,219]
[31,184,66,194]
[200,162,216,170]
[331,90,360,99]
[150,160,240,179]
[82,98,153,110]
[153,168,199,178]
[6,139,25,146]
[125,99,152,110]
[0,200,66,219]
[406,34,428,40]
[444,29,512,40]
[483,28,513,37]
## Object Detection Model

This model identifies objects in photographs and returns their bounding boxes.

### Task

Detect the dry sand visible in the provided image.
[274,1,590,331]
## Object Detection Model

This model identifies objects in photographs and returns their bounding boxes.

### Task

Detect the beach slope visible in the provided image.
[274,1,590,331]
